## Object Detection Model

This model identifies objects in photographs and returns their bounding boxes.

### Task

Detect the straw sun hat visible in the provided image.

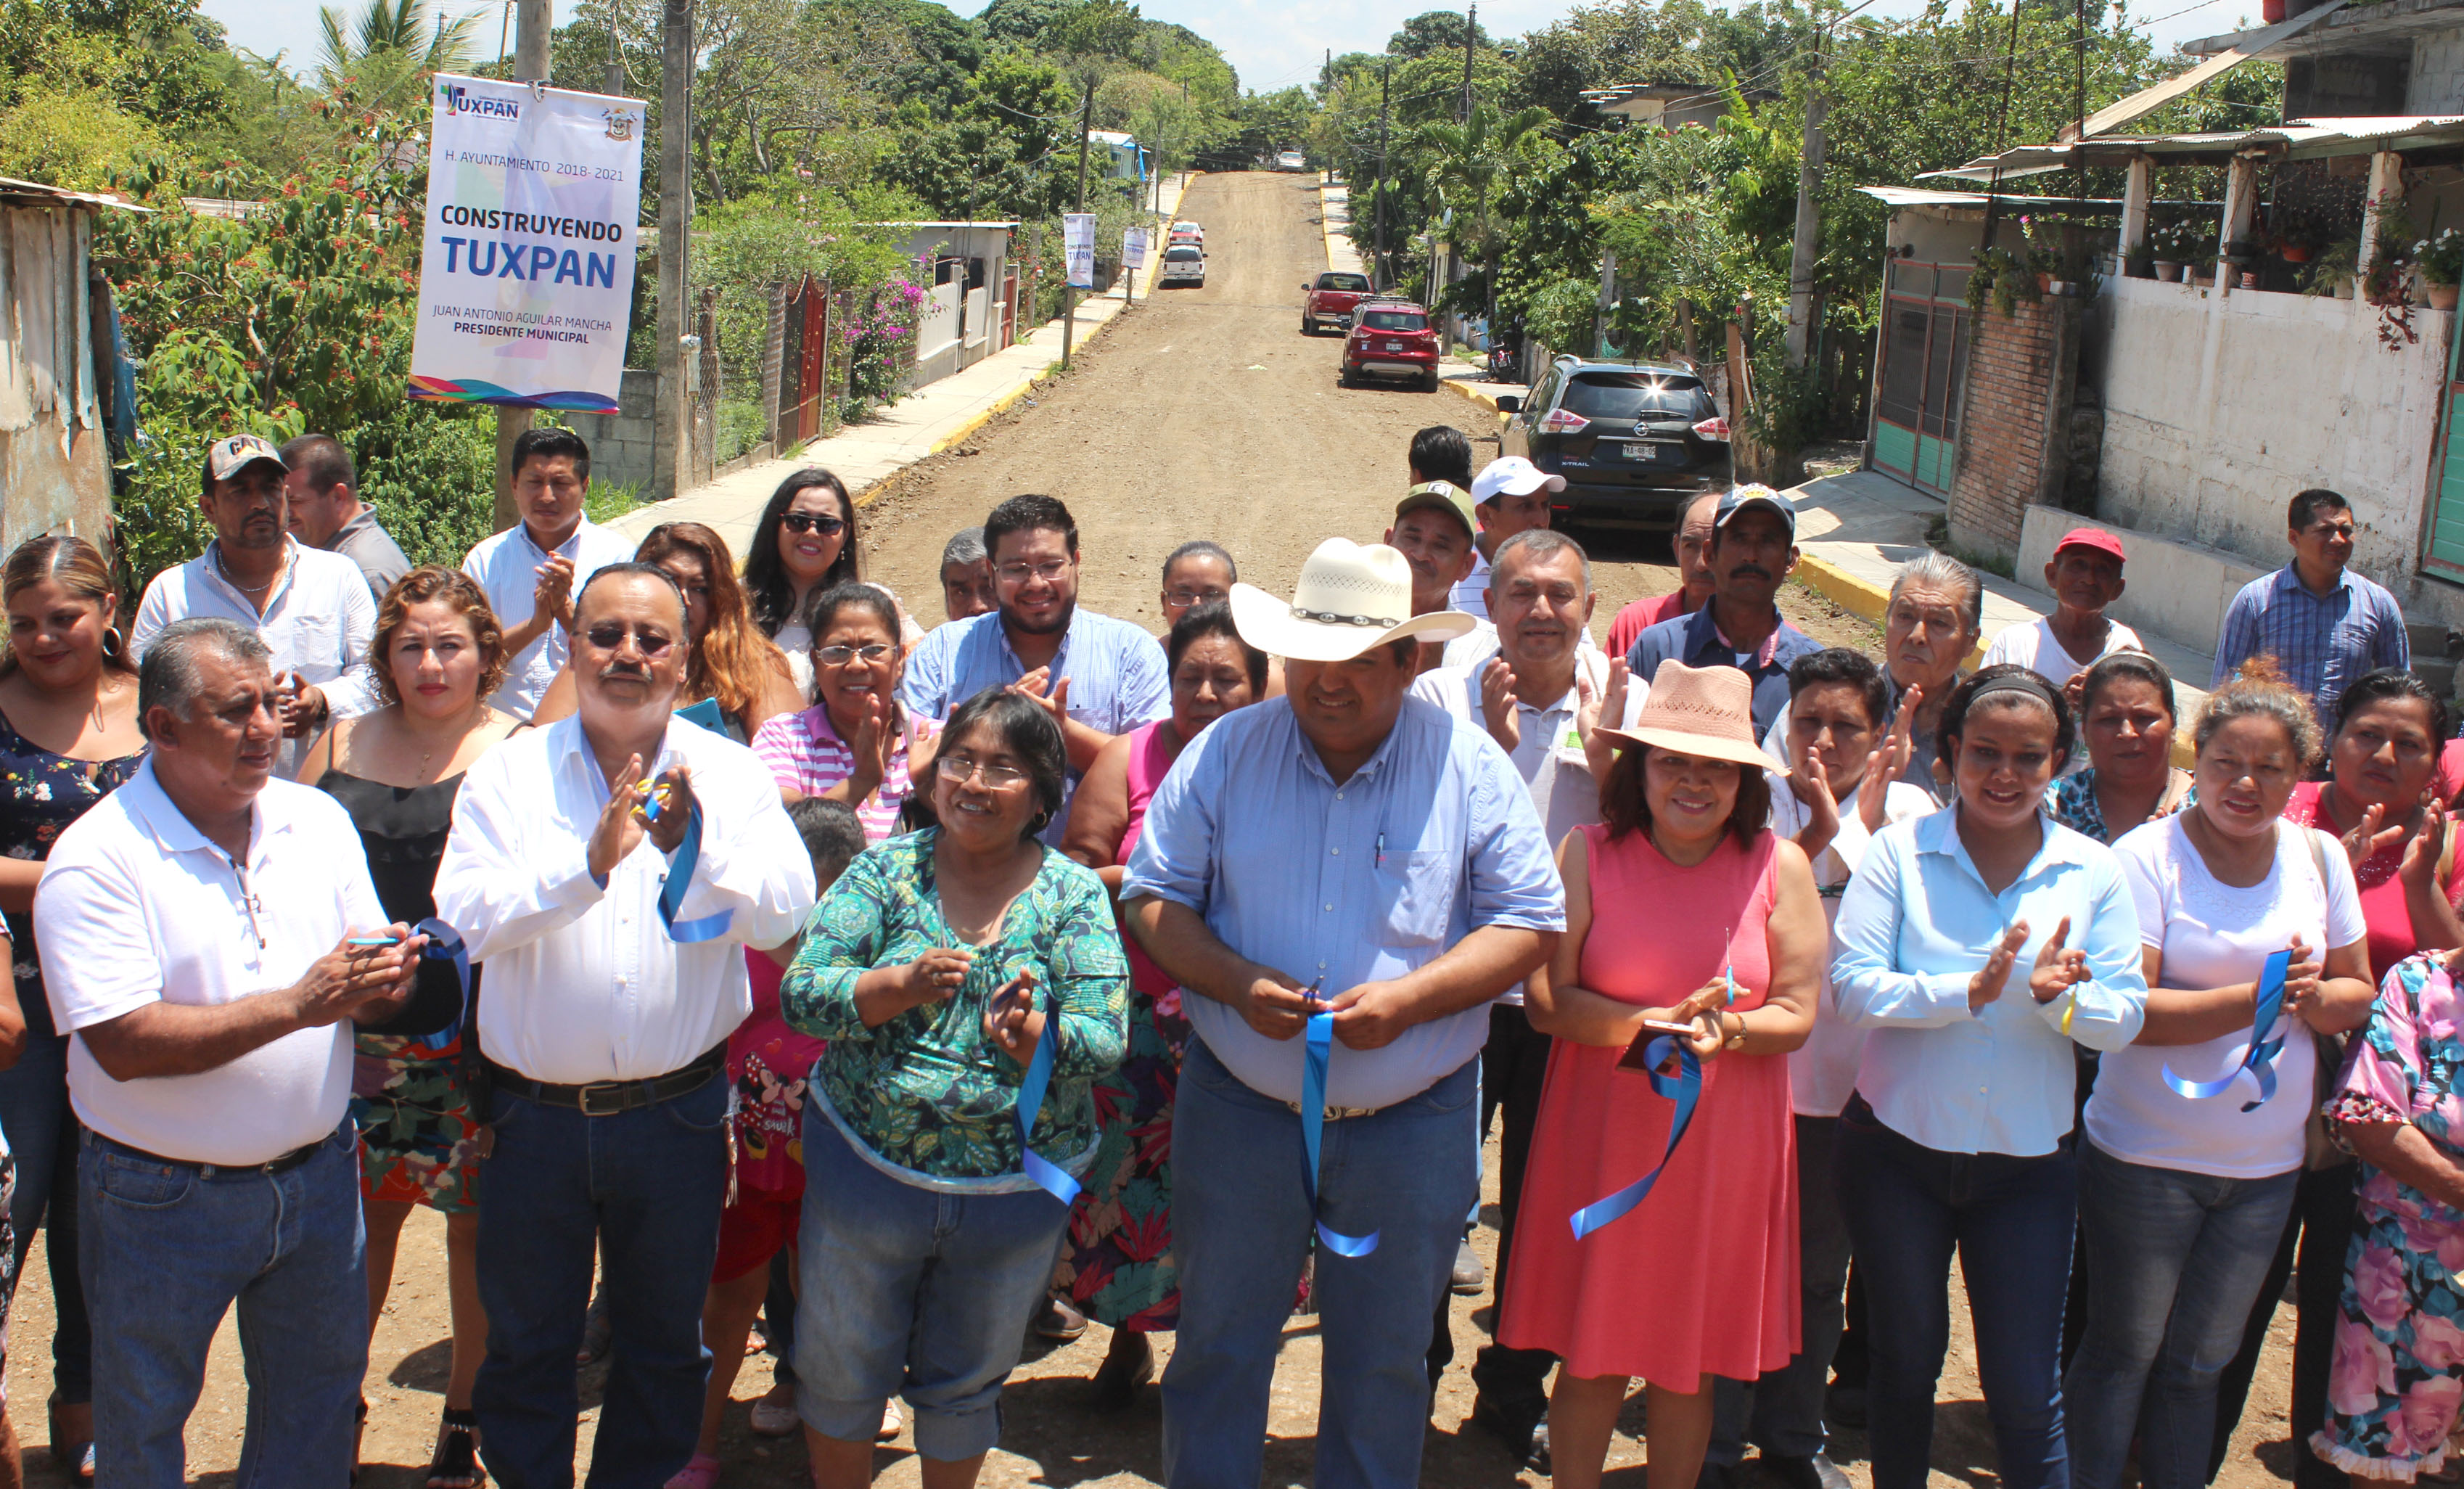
[1228,537,1477,663]
[1593,659,1786,774]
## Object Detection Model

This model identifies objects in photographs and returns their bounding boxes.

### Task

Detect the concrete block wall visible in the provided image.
[1948,296,2077,560]
[2015,501,2265,658]
[2411,30,2464,112]
[562,367,660,497]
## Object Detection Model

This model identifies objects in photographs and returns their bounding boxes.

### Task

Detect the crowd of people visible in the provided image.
[0,416,2454,1489]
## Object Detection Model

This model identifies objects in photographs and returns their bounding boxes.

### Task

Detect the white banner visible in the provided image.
[1122,226,1150,273]
[409,74,646,414]
[1064,213,1096,290]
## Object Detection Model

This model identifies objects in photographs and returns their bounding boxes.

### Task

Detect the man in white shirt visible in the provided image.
[130,432,382,774]
[435,562,814,1485]
[37,618,420,1484]
[459,427,636,718]
[1409,528,1603,1468]
[1449,456,1565,617]
[1981,526,2142,698]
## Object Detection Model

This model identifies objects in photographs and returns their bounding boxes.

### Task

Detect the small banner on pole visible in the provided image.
[1122,226,1151,274]
[409,73,647,414]
[1064,213,1097,290]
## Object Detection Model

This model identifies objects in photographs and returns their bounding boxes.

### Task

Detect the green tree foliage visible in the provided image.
[316,0,478,83]
[1414,102,1558,312]
[1389,11,1487,61]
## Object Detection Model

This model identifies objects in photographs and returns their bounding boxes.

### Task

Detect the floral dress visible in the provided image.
[2317,951,2464,1480]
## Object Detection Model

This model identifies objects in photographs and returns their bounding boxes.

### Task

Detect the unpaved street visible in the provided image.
[0,169,2301,1487]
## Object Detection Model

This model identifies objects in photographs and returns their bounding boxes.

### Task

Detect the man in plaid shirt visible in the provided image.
[2212,488,2409,726]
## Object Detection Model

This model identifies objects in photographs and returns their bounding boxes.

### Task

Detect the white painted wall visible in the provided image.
[2095,274,2454,619]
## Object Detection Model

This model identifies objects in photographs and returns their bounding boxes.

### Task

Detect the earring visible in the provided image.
[102,628,124,661]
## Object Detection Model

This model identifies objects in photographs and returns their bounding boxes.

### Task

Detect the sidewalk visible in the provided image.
[610,175,1191,554]
[1437,377,2218,733]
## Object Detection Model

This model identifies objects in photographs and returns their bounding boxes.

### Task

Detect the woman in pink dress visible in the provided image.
[1503,660,1826,1489]
[1059,602,1267,1408]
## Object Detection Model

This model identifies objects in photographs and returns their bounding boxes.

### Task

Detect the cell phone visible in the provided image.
[1618,1018,1702,1072]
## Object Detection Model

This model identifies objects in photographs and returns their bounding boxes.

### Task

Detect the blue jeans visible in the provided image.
[1162,1038,1479,1489]
[2064,1143,2298,1489]
[0,1033,91,1401]
[792,1108,1071,1459]
[473,1072,729,1489]
[1838,1102,2077,1489]
[80,1120,366,1489]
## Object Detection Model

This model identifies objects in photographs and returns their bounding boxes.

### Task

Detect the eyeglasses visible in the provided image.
[939,752,1029,788]
[1165,588,1228,607]
[996,559,1072,584]
[582,622,676,655]
[780,512,845,536]
[816,643,892,665]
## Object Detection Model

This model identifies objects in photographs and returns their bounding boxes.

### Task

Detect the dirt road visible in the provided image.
[0,169,2301,1485]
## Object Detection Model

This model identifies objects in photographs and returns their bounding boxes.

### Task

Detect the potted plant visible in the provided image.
[2301,240,2359,299]
[2149,220,2204,281]
[2123,243,2154,279]
[2419,227,2464,311]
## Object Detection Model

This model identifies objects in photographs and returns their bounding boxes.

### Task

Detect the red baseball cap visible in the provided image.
[2054,526,2127,563]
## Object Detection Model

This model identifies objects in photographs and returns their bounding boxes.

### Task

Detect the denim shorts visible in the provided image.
[792,1103,1073,1461]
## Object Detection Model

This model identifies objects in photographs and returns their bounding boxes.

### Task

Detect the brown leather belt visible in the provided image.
[485,1045,726,1117]
[94,1124,337,1178]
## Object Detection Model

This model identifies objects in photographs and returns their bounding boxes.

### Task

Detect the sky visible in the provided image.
[199,0,2263,108]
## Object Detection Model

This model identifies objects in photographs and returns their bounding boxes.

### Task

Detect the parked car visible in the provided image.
[1169,221,1204,247]
[1340,299,1441,393]
[1301,271,1373,334]
[1497,357,1730,527]
[1159,243,1205,287]
[1274,150,1307,172]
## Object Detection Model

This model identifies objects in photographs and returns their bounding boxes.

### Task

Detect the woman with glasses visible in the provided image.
[0,535,145,1484]
[297,565,523,1488]
[744,469,916,696]
[782,689,1128,1489]
[533,522,802,743]
[1055,602,1266,1409]
[751,583,938,832]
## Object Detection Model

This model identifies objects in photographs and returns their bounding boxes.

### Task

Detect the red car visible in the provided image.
[1341,300,1441,393]
[1300,271,1373,335]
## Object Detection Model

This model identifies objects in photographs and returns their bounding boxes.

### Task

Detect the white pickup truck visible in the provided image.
[1158,242,1205,288]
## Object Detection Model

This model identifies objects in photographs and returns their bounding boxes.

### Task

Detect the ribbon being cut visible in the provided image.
[637,775,732,944]
[1011,974,1082,1206]
[2162,947,2293,1111]
[1304,1013,1380,1258]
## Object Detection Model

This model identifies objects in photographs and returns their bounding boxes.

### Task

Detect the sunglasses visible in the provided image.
[582,622,676,656]
[780,512,845,536]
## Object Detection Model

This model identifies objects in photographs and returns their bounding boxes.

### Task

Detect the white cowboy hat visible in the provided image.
[1228,538,1477,663]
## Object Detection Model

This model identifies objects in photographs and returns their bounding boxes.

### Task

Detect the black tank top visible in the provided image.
[316,768,467,1037]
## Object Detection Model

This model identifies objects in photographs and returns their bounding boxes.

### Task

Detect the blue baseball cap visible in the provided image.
[1715,483,1794,540]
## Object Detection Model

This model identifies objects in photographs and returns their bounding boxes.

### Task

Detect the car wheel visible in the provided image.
[1423,370,1442,393]
[1339,365,1357,389]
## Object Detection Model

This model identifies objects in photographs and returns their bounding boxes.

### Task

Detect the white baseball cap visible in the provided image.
[1471,456,1567,506]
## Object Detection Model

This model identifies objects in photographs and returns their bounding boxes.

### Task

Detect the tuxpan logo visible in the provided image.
[438,83,520,120]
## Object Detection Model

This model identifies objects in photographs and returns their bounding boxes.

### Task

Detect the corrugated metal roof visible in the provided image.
[1917,116,2464,181]
[0,177,148,213]
[1858,185,2127,208]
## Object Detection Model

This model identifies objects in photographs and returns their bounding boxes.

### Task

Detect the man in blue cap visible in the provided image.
[1622,485,1822,740]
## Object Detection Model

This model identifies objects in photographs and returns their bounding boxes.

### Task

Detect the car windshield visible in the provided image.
[1361,310,1425,332]
[1561,373,1705,420]
[1318,274,1370,292]
[1165,247,1201,260]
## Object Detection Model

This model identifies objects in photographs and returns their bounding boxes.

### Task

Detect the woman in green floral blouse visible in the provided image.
[781,688,1128,1489]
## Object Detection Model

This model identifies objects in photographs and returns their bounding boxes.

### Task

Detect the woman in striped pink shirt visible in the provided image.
[752,582,937,840]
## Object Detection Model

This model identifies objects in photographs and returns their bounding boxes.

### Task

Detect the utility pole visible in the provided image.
[603,0,623,97]
[1060,80,1093,370]
[652,0,692,501]
[1374,62,1391,292]
[1460,3,1477,123]
[493,0,554,530]
[1783,30,1828,369]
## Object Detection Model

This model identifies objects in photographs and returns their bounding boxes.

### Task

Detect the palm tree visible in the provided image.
[317,0,481,85]
[1412,103,1555,329]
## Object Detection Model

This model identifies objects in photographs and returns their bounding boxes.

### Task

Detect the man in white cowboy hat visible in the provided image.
[1122,538,1566,1489]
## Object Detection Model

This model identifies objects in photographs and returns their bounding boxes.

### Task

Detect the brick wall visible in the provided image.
[1947,295,2079,561]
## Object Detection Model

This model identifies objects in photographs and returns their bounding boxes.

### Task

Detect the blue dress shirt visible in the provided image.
[1626,603,1826,740]
[1831,806,2148,1157]
[2211,564,2408,727]
[899,606,1171,842]
[1120,696,1566,1111]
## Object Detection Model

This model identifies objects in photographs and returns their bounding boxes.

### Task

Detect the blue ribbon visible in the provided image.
[405,916,470,1056]
[1301,1013,1380,1258]
[1569,1034,1703,1239]
[2162,948,2291,1112]
[641,785,733,944]
[1012,977,1081,1205]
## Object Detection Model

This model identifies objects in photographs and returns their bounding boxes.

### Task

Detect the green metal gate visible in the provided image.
[1870,259,1972,497]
